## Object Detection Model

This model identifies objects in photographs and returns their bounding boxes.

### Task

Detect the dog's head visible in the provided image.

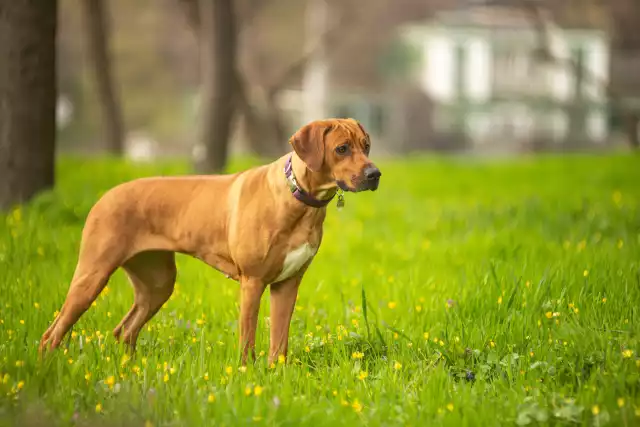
[289,118,381,192]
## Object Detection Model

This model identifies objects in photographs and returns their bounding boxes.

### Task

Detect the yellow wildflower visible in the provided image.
[592,405,600,415]
[393,361,402,370]
[278,354,286,364]
[387,301,397,309]
[622,349,634,358]
[95,403,103,413]
[617,398,625,408]
[497,296,502,305]
[357,371,368,380]
[254,385,263,396]
[447,402,454,412]
[352,351,364,360]
[105,376,115,389]
[225,366,233,375]
[208,393,215,403]
[352,399,363,413]
[17,381,24,390]
[244,386,252,396]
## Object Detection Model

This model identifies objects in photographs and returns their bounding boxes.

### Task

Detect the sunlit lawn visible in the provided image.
[1,152,639,426]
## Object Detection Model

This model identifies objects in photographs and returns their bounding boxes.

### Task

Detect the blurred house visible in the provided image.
[397,5,610,153]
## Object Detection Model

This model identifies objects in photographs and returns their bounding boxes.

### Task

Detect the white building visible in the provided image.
[398,5,610,149]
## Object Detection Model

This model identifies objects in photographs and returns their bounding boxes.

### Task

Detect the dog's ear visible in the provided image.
[289,122,332,172]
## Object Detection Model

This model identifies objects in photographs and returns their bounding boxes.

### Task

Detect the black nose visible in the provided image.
[364,166,381,180]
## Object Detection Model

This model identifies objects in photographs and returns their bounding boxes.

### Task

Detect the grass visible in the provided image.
[1,152,639,427]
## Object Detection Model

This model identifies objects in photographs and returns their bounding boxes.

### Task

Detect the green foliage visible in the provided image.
[1,153,639,426]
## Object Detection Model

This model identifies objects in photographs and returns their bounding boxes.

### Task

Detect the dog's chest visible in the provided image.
[274,243,317,282]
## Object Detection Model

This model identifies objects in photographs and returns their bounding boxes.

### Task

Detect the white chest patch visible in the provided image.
[274,243,317,283]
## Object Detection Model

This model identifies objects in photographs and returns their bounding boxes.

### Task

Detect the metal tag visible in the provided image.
[336,191,345,210]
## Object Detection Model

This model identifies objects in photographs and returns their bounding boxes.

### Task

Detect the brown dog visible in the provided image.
[39,118,381,364]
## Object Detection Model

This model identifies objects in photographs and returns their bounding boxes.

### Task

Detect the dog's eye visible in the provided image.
[335,144,349,155]
[364,143,370,154]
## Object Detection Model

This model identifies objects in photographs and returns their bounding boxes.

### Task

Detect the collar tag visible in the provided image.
[336,189,345,211]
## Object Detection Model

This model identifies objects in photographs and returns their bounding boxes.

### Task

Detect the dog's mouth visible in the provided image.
[337,173,381,193]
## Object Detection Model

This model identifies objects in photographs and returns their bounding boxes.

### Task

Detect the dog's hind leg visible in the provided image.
[114,250,177,350]
[39,256,120,353]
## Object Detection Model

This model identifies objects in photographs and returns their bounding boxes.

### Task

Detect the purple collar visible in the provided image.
[284,155,335,208]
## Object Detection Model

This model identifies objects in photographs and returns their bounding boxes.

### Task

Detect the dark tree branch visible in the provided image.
[81,0,126,155]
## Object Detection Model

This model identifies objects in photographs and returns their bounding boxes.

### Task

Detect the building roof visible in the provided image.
[432,5,539,29]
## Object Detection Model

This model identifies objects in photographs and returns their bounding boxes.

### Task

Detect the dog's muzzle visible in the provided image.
[363,166,381,191]
[337,166,382,192]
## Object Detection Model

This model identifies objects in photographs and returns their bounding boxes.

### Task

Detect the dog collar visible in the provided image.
[284,155,336,208]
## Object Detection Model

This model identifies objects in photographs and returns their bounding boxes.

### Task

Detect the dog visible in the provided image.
[39,118,381,364]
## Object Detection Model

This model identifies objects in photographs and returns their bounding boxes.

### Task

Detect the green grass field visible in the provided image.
[1,153,639,426]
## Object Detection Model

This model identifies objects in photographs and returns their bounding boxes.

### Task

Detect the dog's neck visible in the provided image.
[289,153,338,203]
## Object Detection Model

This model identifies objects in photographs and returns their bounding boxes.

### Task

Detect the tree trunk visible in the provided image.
[82,0,125,155]
[196,0,238,173]
[625,113,640,148]
[301,0,329,124]
[0,0,58,210]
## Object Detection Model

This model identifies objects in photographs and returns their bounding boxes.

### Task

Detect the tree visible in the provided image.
[609,0,640,148]
[81,0,126,155]
[0,0,58,210]
[195,0,238,173]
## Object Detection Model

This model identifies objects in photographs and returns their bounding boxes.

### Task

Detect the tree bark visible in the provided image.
[82,0,125,155]
[625,113,640,148]
[0,0,58,210]
[195,0,238,173]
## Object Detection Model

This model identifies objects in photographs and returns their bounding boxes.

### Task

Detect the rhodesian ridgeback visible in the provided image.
[39,118,381,364]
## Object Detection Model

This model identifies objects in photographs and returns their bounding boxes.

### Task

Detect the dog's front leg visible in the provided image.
[268,275,302,365]
[239,277,266,364]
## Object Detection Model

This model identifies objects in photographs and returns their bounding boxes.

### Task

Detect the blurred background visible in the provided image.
[1,0,640,209]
